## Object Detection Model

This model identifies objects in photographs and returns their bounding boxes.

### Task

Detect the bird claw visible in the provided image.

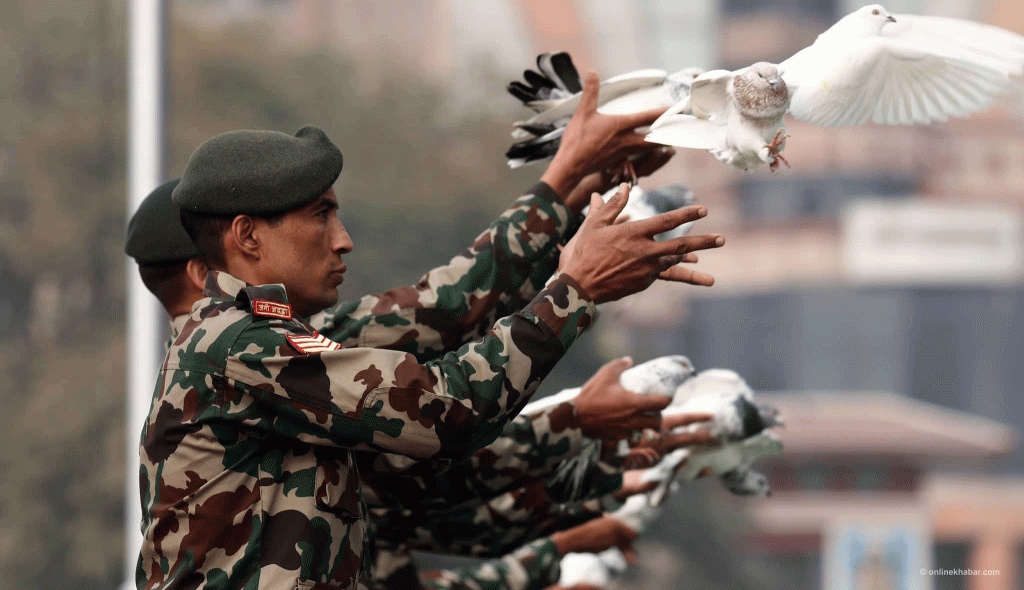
[765,129,790,172]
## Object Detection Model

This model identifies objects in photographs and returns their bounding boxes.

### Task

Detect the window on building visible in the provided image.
[735,175,915,224]
[853,465,885,491]
[722,0,837,19]
[798,464,829,491]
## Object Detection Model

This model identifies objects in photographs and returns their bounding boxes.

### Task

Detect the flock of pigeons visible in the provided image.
[503,4,1024,584]
[522,357,784,586]
[506,4,1024,172]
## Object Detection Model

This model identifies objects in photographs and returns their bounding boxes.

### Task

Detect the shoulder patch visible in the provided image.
[253,299,292,320]
[287,332,343,354]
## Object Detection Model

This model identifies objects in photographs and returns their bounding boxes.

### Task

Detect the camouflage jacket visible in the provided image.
[137,257,595,590]
[374,538,563,590]
[309,183,580,360]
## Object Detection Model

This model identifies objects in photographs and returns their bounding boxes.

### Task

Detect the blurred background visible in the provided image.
[2,0,1023,589]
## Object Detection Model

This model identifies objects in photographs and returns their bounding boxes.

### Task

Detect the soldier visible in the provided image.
[125,179,698,590]
[124,178,207,334]
[137,71,725,590]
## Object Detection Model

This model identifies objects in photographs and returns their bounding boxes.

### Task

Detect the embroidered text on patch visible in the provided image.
[287,332,343,354]
[253,299,292,320]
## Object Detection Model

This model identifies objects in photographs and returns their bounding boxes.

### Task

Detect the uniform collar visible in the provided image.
[200,270,295,320]
[169,313,190,338]
[201,270,290,304]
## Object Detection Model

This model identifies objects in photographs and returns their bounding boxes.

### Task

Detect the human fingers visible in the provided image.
[657,254,687,272]
[660,429,717,450]
[657,264,716,287]
[577,70,601,115]
[662,412,715,430]
[590,183,632,226]
[650,232,725,257]
[588,356,633,387]
[631,204,708,237]
[616,106,671,129]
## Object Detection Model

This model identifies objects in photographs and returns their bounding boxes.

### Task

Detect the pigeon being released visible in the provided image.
[646,4,1024,171]
[506,51,704,168]
[522,356,697,502]
[586,183,697,241]
[640,369,784,504]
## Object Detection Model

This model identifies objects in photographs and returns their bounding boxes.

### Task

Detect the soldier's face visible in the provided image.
[256,188,354,317]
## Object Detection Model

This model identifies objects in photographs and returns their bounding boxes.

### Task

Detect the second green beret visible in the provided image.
[172,125,343,216]
[125,178,201,265]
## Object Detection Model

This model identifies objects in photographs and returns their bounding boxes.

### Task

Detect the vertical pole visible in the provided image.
[124,0,166,588]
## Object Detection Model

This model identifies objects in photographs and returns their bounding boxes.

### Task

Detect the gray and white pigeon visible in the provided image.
[646,4,1024,171]
[506,51,704,168]
[522,355,696,502]
[588,183,697,241]
[640,368,784,504]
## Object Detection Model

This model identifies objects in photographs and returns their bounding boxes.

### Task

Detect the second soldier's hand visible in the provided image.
[558,183,724,302]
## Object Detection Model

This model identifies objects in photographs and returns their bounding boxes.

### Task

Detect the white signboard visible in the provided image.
[842,199,1024,286]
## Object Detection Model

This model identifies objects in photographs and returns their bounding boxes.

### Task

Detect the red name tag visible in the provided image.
[252,299,293,320]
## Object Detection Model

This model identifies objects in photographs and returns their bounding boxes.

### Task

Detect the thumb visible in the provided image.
[593,356,633,385]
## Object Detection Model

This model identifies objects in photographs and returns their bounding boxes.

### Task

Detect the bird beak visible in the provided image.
[886,15,896,22]
[769,78,782,89]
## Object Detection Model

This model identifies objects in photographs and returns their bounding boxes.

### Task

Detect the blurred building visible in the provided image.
[746,391,1022,590]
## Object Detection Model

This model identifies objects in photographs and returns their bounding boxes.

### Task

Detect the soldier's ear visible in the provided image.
[184,257,208,292]
[228,215,261,260]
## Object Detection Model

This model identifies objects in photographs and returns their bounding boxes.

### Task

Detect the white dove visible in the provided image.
[506,51,704,168]
[646,4,1024,171]
[555,494,652,587]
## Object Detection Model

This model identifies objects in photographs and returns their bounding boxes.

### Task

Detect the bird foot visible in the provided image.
[765,129,790,172]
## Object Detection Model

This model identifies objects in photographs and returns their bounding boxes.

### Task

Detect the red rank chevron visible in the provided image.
[286,332,343,354]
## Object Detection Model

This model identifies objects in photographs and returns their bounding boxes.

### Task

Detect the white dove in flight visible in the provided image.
[506,51,704,168]
[645,4,1024,171]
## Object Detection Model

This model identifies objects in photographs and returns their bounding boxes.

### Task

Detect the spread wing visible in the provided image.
[644,69,733,150]
[513,69,669,129]
[781,15,1023,128]
[686,69,734,119]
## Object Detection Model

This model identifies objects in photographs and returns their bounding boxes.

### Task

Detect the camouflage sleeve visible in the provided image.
[359,399,588,520]
[381,484,607,559]
[310,183,581,359]
[210,274,596,459]
[419,538,562,590]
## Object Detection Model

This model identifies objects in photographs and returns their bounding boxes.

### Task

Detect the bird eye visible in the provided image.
[872,8,880,15]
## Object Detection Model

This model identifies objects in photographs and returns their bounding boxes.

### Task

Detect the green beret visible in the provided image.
[125,178,200,265]
[172,125,343,216]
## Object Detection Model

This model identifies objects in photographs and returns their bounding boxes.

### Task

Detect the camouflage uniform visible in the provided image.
[370,488,614,590]
[362,402,624,590]
[137,184,597,590]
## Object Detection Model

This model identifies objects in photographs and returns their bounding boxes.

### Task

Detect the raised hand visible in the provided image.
[558,183,723,302]
[541,71,669,199]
